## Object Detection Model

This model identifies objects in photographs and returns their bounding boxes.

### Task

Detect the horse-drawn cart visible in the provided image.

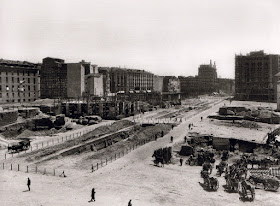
[248,174,279,191]
[238,180,255,201]
[8,139,30,153]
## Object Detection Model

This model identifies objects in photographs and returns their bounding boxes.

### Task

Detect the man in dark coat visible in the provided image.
[27,178,31,191]
[180,158,183,166]
[170,136,173,143]
[89,188,96,202]
[128,199,132,206]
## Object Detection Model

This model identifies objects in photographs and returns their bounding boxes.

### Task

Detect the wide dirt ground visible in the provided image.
[1,98,280,206]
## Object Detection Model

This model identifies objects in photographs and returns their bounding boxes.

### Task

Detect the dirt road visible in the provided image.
[1,98,279,206]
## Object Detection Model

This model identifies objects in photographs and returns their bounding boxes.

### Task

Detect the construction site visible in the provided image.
[0,96,279,206]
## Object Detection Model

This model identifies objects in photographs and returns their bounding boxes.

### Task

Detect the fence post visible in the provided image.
[58,138,59,143]
[115,153,117,160]
[36,166,37,173]
[111,156,112,162]
[92,165,94,172]
[11,163,12,170]
[3,163,4,169]
[5,153,6,159]
[18,164,19,171]
[106,158,107,165]
[101,160,102,167]
[62,136,63,142]
[54,169,55,176]
[27,166,28,173]
[97,163,98,170]
[42,142,43,148]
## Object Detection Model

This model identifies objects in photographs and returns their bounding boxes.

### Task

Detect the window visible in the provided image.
[17,78,19,83]
[28,78,30,83]
[33,78,36,84]
[28,71,30,76]
[12,77,14,83]
[6,77,8,82]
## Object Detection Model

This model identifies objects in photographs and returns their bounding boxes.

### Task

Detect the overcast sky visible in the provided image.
[1,0,280,78]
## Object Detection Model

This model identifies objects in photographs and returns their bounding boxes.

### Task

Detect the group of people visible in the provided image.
[25,181,132,205]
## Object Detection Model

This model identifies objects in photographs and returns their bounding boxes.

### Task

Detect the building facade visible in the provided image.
[41,58,103,99]
[198,60,218,94]
[0,59,40,103]
[235,50,280,102]
[178,76,198,97]
[217,78,235,95]
[104,67,154,93]
[40,57,67,99]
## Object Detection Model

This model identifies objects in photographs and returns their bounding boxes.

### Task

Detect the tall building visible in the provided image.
[41,57,67,99]
[235,50,280,102]
[0,59,40,103]
[41,57,102,99]
[198,60,218,94]
[103,67,154,93]
[178,76,198,97]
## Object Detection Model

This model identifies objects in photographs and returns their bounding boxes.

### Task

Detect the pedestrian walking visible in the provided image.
[161,131,164,137]
[172,124,174,130]
[89,188,96,202]
[27,177,31,191]
[188,124,191,130]
[180,158,183,166]
[170,136,173,143]
[155,134,157,141]
[184,136,187,143]
[201,116,203,121]
[128,199,132,206]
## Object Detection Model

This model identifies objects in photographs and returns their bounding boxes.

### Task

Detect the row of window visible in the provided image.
[0,76,36,84]
[2,92,37,97]
[1,71,36,76]
[0,85,36,92]
[4,98,36,103]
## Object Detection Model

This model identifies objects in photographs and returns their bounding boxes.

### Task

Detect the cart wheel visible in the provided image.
[214,179,219,190]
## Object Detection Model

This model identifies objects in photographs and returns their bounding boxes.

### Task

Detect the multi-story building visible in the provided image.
[178,76,198,97]
[235,50,280,102]
[217,78,235,95]
[98,67,111,96]
[103,67,154,93]
[41,58,103,99]
[0,59,40,103]
[41,57,67,99]
[154,76,181,101]
[198,60,218,94]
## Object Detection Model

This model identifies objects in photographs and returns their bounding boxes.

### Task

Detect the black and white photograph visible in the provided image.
[0,0,280,205]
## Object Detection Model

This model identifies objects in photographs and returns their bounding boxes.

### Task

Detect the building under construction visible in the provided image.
[235,50,280,102]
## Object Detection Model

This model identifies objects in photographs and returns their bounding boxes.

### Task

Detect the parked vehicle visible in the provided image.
[8,139,30,153]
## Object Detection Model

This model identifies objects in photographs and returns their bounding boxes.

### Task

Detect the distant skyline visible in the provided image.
[1,0,280,78]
